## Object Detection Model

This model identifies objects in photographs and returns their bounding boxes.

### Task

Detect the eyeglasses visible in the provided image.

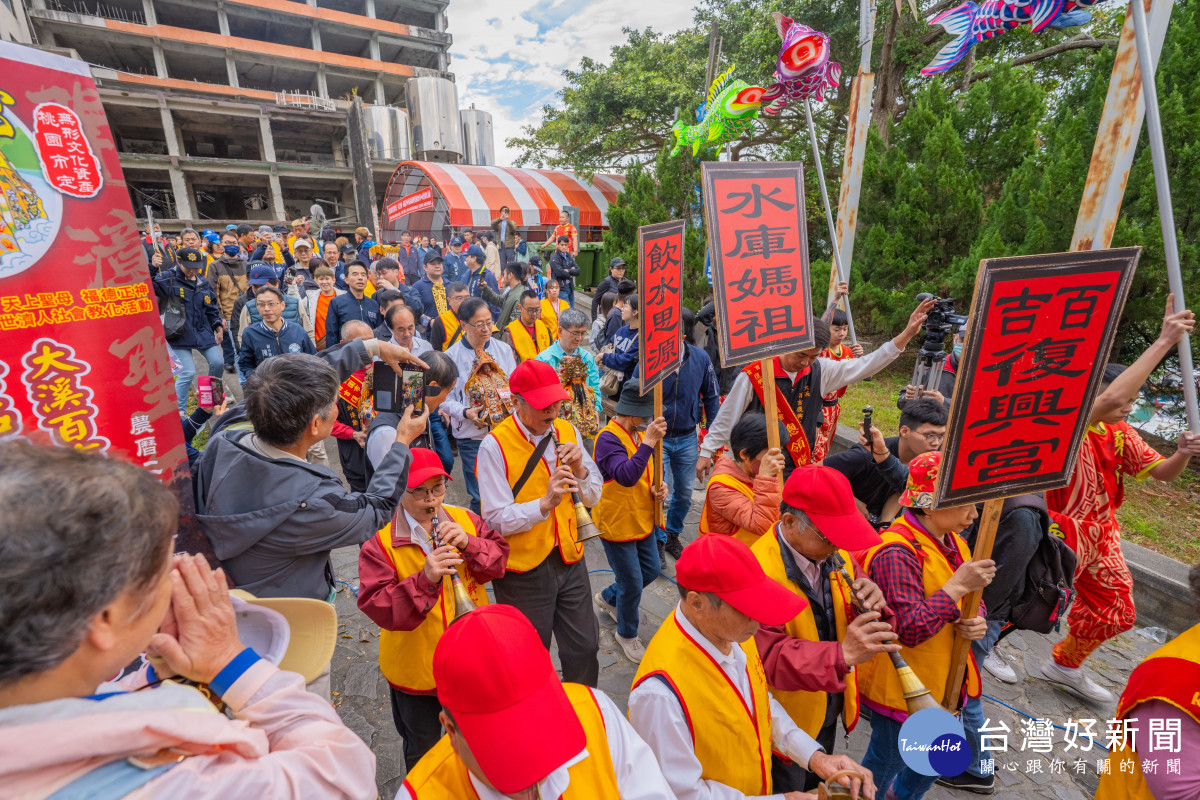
[407,483,447,500]
[562,328,588,339]
[918,431,945,447]
[523,307,542,316]
[257,301,282,309]
[467,319,494,331]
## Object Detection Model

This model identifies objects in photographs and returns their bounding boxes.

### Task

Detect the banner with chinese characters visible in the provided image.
[701,161,814,367]
[935,248,1140,507]
[0,43,210,558]
[638,219,685,393]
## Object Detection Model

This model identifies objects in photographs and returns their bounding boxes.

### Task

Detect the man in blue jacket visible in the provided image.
[657,308,721,560]
[238,286,316,375]
[323,261,381,349]
[153,247,224,416]
[411,249,449,334]
[442,236,464,282]
[395,230,422,285]
[463,244,501,317]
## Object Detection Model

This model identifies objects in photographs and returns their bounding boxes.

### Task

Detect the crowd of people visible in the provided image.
[1,210,1198,800]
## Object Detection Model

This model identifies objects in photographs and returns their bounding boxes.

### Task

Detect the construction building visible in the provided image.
[15,0,494,231]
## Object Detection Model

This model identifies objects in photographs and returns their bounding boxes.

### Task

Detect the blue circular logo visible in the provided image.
[288,342,301,352]
[897,708,970,776]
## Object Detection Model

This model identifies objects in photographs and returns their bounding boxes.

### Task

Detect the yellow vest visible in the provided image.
[699,472,761,547]
[541,297,569,339]
[751,530,860,737]
[591,420,655,543]
[506,318,551,362]
[375,505,491,693]
[487,417,582,572]
[856,515,981,715]
[438,309,463,351]
[1096,622,1200,800]
[403,683,620,799]
[633,612,773,795]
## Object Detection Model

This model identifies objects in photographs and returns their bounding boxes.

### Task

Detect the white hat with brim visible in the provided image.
[229,590,337,683]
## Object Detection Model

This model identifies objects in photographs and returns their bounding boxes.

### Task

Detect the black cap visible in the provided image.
[178,247,203,265]
[609,257,626,269]
[423,249,444,264]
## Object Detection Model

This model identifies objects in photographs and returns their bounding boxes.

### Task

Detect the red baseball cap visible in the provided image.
[782,465,882,551]
[433,605,585,794]
[508,359,570,410]
[406,447,451,489]
[676,535,807,626]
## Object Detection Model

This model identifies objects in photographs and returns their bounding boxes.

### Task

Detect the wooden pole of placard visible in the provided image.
[942,498,1004,709]
[653,383,665,528]
[760,359,784,490]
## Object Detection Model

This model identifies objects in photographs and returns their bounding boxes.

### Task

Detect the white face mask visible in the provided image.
[953,342,964,358]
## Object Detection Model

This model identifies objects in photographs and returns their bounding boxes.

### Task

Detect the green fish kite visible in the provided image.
[670,67,766,157]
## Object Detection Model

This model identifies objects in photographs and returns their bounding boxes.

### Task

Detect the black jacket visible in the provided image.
[324,292,381,348]
[153,266,222,349]
[550,250,580,289]
[591,274,621,318]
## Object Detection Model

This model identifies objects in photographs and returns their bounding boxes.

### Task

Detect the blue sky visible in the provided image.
[446,0,694,166]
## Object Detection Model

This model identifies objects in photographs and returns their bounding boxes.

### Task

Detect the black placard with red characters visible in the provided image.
[638,219,685,393]
[701,161,814,367]
[935,248,1140,507]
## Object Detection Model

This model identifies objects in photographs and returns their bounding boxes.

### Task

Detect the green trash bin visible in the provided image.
[576,242,603,289]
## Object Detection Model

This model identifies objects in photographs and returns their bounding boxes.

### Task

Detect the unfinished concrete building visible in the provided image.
[23,0,453,229]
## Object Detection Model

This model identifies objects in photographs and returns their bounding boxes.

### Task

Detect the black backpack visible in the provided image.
[965,494,1076,634]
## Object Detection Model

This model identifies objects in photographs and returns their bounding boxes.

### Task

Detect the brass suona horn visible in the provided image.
[547,426,604,543]
[828,552,943,714]
[432,514,478,621]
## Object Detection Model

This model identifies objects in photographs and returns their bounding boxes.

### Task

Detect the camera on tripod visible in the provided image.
[911,293,968,396]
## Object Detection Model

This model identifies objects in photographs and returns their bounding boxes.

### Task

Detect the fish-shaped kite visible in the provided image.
[669,66,765,157]
[922,0,1108,75]
[760,13,842,114]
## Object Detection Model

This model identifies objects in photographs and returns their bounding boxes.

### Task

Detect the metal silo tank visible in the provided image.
[459,105,495,166]
[406,77,462,163]
[363,105,412,162]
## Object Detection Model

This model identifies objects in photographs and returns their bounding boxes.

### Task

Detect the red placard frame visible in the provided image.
[935,247,1140,507]
[638,219,685,393]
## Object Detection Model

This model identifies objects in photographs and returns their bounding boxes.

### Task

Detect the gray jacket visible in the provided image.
[195,339,410,600]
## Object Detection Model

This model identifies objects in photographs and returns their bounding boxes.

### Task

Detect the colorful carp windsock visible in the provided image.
[669,66,765,157]
[760,12,842,114]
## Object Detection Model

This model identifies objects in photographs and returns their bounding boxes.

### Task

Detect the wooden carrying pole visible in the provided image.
[943,499,1003,709]
[653,383,665,527]
[760,359,784,489]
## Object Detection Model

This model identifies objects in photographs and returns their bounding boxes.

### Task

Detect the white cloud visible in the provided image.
[446,0,696,166]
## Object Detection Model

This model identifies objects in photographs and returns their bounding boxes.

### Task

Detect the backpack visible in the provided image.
[965,494,1076,634]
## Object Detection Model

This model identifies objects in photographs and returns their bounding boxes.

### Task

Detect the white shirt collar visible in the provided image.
[466,749,588,800]
[673,603,745,673]
[778,528,825,589]
[402,509,436,552]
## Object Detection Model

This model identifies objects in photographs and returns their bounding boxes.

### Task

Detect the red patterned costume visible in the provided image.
[1046,421,1164,667]
[813,343,854,461]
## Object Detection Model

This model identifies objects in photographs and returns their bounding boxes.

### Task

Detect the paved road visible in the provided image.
[201,328,1159,800]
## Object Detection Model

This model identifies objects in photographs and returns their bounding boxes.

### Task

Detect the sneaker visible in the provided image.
[982,650,1019,684]
[935,772,995,794]
[1035,659,1115,704]
[223,364,236,373]
[593,592,618,624]
[615,634,646,663]
[664,532,684,560]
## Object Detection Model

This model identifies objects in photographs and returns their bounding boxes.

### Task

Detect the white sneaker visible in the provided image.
[982,650,1019,684]
[1036,659,1115,704]
[593,592,618,624]
[615,634,646,664]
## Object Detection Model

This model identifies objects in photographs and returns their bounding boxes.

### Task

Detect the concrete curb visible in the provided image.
[829,423,1194,635]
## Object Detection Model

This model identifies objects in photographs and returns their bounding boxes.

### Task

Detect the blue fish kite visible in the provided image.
[922,0,1108,75]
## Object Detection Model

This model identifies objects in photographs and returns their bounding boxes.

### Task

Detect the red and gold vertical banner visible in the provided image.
[638,219,685,393]
[701,161,814,367]
[0,42,208,556]
[936,248,1140,506]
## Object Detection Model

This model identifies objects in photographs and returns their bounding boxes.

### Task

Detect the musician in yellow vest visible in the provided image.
[753,464,900,793]
[540,277,570,339]
[356,448,509,771]
[629,534,877,800]
[501,290,552,364]
[476,359,603,686]
[1096,564,1200,800]
[698,413,785,546]
[402,604,675,800]
[428,282,470,351]
[858,451,996,799]
[590,378,668,664]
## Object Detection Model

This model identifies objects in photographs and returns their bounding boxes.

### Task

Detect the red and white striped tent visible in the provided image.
[380,161,625,243]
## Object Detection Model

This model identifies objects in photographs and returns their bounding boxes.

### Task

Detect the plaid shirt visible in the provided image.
[868,511,985,648]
